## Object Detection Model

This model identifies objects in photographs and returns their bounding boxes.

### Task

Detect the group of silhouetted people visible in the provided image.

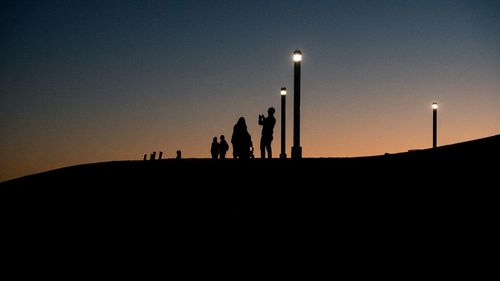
[211,107,276,159]
[211,135,229,159]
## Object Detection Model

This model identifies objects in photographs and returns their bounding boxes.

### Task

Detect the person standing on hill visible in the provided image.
[210,137,219,159]
[258,107,276,159]
[231,117,252,159]
[219,135,229,159]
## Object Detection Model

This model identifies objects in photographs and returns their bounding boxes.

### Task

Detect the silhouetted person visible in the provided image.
[231,117,253,159]
[151,151,156,161]
[211,137,220,159]
[143,154,147,161]
[158,151,163,160]
[219,135,229,159]
[258,107,276,158]
[176,150,182,159]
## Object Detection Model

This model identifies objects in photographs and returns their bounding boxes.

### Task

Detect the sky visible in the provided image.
[1,0,499,181]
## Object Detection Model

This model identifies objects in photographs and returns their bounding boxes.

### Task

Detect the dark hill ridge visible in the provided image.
[2,133,499,187]
[1,134,498,228]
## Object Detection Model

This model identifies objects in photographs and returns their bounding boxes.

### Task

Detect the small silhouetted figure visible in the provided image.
[143,154,147,161]
[231,117,253,159]
[211,137,220,159]
[219,135,229,159]
[176,150,182,159]
[158,151,163,160]
[258,107,276,159]
[150,151,156,161]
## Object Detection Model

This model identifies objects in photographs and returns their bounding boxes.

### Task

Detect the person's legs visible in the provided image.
[266,142,272,158]
[260,137,266,159]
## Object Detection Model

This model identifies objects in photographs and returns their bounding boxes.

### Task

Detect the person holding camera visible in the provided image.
[258,107,276,159]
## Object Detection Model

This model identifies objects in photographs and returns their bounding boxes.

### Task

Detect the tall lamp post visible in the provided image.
[291,50,302,159]
[432,102,438,148]
[280,87,287,159]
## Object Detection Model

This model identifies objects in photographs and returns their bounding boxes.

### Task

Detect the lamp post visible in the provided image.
[291,50,302,159]
[280,87,287,159]
[432,102,438,148]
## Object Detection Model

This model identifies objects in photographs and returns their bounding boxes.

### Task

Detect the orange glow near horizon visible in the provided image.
[1,97,498,182]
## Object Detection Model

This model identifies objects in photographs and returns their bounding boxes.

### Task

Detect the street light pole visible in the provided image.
[291,50,302,159]
[280,87,287,159]
[432,102,438,148]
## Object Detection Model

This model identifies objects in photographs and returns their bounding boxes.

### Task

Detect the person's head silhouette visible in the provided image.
[237,117,247,128]
[213,137,217,142]
[220,135,225,141]
[268,107,275,116]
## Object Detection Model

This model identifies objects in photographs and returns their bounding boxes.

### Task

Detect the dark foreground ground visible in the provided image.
[1,135,499,255]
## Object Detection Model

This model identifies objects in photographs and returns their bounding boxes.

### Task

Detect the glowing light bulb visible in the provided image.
[293,50,302,62]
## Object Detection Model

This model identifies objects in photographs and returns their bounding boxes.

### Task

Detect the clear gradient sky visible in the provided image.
[1,0,499,181]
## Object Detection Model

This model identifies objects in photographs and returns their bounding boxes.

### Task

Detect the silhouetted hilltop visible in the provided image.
[1,134,498,232]
[3,134,499,188]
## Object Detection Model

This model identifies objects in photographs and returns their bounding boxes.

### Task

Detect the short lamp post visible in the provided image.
[432,102,438,148]
[280,87,287,159]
